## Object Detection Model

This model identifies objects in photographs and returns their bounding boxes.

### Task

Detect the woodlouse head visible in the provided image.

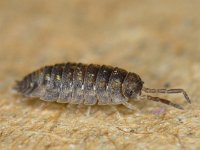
[122,73,144,99]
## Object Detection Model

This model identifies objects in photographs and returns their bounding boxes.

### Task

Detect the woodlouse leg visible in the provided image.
[121,101,140,111]
[86,106,91,117]
[140,95,184,110]
[142,87,191,104]
[110,106,122,120]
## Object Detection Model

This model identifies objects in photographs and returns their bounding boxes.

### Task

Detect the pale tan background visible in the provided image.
[0,0,200,150]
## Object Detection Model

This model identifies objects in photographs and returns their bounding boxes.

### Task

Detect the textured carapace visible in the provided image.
[14,62,191,110]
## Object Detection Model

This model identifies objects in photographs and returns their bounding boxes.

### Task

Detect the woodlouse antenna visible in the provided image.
[141,87,191,109]
[142,87,191,103]
[140,95,184,110]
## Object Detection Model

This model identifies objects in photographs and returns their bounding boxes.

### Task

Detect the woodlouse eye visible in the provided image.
[129,91,133,96]
[124,88,134,98]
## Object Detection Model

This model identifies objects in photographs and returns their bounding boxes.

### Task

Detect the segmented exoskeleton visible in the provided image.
[14,62,191,109]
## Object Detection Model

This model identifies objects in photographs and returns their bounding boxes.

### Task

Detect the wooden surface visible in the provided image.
[0,0,200,150]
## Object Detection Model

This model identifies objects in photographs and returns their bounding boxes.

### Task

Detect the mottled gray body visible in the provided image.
[14,63,143,106]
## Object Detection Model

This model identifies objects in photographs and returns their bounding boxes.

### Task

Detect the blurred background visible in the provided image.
[0,0,200,150]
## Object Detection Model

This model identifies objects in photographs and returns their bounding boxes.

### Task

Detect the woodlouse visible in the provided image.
[14,62,191,110]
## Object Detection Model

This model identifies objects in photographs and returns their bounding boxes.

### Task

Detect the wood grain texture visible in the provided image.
[0,0,200,150]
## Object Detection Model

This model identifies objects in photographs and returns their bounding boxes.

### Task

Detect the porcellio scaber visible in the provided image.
[14,62,191,110]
